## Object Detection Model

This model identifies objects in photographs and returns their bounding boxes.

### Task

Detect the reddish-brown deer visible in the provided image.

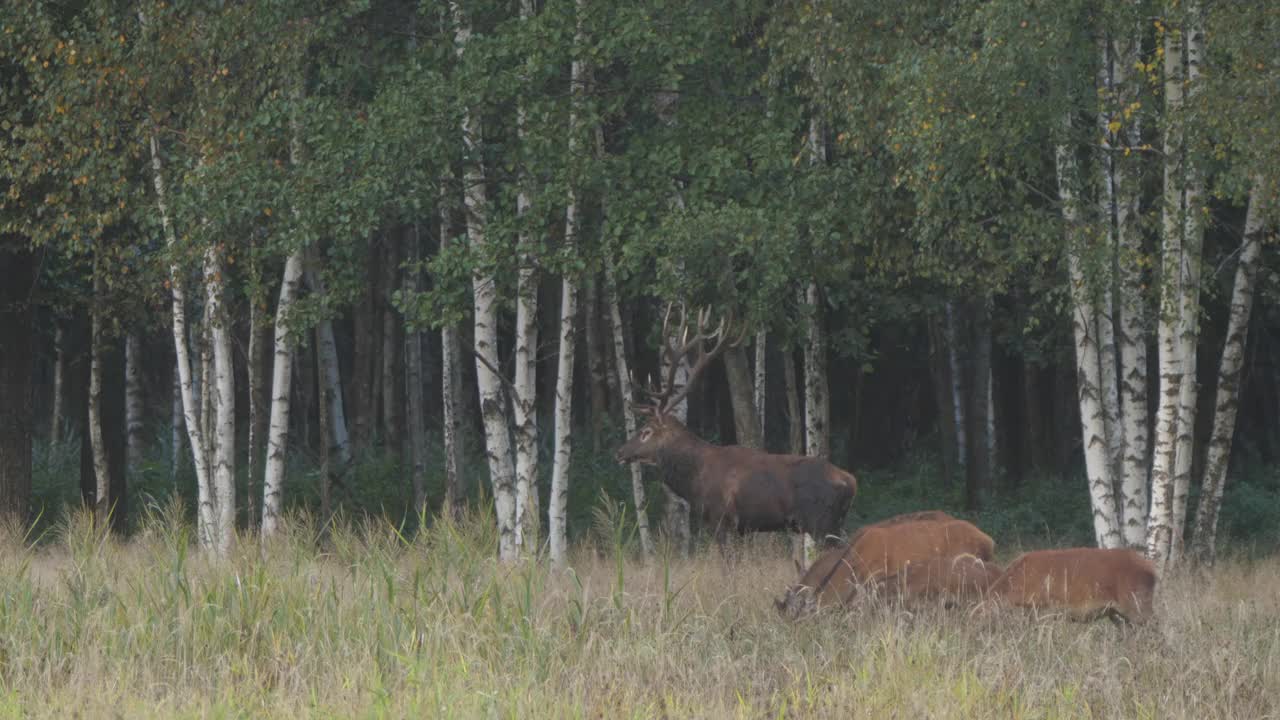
[775,513,994,618]
[985,547,1157,625]
[614,304,857,552]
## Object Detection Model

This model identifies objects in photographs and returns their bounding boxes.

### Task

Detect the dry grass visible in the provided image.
[0,505,1277,719]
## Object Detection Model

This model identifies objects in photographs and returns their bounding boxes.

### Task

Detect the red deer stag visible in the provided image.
[776,513,994,618]
[614,304,857,552]
[986,548,1157,625]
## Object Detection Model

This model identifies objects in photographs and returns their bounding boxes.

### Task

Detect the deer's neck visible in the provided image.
[656,436,709,499]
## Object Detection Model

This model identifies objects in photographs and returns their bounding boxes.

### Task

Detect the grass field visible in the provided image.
[0,502,1277,719]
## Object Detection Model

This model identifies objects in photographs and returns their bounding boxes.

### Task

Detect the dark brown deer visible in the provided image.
[985,548,1157,625]
[614,304,857,551]
[775,514,994,618]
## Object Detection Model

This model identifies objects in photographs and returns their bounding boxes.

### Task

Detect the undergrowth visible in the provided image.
[0,505,1276,718]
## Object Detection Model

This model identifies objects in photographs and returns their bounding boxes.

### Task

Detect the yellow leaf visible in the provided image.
[1108,120,1121,134]
[263,207,273,217]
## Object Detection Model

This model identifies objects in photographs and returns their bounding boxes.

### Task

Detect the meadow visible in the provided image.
[0,498,1278,719]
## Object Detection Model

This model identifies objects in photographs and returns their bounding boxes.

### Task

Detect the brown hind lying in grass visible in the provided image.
[776,513,994,618]
[985,547,1158,625]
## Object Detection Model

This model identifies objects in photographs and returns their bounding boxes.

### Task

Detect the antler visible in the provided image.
[640,302,748,416]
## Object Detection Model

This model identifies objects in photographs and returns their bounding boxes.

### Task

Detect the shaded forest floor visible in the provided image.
[0,505,1279,718]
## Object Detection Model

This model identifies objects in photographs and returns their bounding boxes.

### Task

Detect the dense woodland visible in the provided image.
[1,0,1278,572]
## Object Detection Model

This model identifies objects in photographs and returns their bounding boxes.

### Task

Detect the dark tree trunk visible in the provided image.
[783,348,803,456]
[351,234,379,451]
[316,326,332,528]
[965,299,993,509]
[381,234,403,456]
[722,346,761,448]
[927,314,957,486]
[0,237,36,522]
[583,274,609,449]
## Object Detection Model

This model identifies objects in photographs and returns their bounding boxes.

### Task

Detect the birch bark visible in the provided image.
[1112,30,1150,547]
[149,130,214,549]
[261,83,308,538]
[89,270,110,525]
[549,1,585,566]
[453,0,518,561]
[1146,21,1187,571]
[1056,125,1122,548]
[1169,5,1206,565]
[606,266,654,555]
[1190,180,1268,564]
[512,0,541,553]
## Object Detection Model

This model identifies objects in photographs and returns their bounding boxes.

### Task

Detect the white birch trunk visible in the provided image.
[549,7,585,566]
[800,116,829,561]
[261,86,307,538]
[125,333,144,470]
[1113,31,1150,548]
[606,265,654,555]
[454,1,518,561]
[204,247,236,556]
[148,130,213,548]
[1169,7,1206,565]
[198,306,214,507]
[405,224,429,516]
[512,0,540,553]
[1095,37,1125,492]
[1190,180,1268,564]
[1146,23,1186,571]
[754,330,767,441]
[89,270,110,525]
[802,282,828,560]
[548,269,579,567]
[661,334,693,554]
[1056,128,1122,548]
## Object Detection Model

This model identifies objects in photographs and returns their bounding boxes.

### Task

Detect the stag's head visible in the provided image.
[614,303,746,466]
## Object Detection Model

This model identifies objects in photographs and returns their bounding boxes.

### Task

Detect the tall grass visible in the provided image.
[0,504,1277,718]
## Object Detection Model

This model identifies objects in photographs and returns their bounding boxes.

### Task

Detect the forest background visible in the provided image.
[2,0,1279,574]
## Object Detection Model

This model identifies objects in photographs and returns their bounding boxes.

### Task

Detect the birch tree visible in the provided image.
[550,0,587,567]
[1168,5,1206,565]
[89,269,111,525]
[453,0,519,561]
[606,265,654,555]
[1111,28,1150,548]
[203,245,236,555]
[261,79,309,539]
[147,128,215,550]
[1056,121,1123,548]
[1189,180,1269,564]
[1146,16,1187,571]
[512,0,541,554]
